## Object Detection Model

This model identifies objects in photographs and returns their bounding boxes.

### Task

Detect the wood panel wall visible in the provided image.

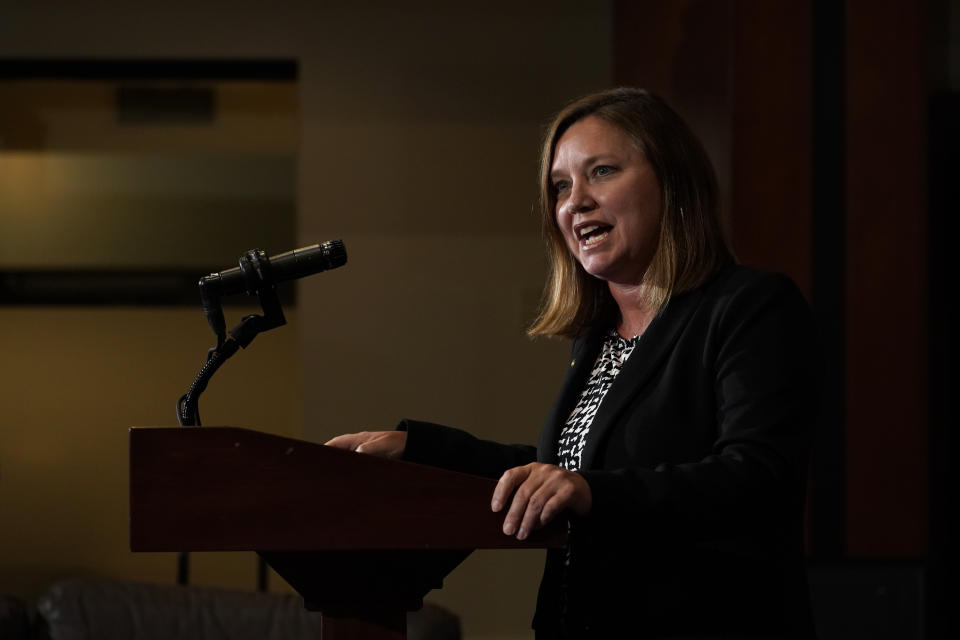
[613,0,928,559]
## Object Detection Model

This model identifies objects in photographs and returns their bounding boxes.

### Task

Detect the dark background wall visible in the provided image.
[614,1,955,637]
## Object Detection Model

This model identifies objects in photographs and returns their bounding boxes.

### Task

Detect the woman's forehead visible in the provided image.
[552,116,642,170]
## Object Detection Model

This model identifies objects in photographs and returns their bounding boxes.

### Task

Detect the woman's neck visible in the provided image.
[608,282,656,338]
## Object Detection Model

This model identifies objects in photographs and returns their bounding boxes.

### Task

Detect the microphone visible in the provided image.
[198,240,346,340]
[199,240,347,298]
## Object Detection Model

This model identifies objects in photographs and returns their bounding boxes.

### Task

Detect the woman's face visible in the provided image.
[551,116,662,288]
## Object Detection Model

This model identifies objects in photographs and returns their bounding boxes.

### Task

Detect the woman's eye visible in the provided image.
[594,165,615,177]
[553,180,570,193]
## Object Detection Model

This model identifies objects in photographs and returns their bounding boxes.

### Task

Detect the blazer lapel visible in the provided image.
[578,286,707,469]
[536,330,605,464]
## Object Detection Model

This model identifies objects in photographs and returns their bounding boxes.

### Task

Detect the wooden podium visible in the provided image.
[130,427,565,639]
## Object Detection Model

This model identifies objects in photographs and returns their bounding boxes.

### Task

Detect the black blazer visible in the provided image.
[401,264,818,639]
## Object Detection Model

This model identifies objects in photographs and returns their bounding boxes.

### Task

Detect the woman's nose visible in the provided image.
[565,180,596,215]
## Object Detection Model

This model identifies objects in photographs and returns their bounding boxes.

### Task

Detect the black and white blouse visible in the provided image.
[556,329,640,471]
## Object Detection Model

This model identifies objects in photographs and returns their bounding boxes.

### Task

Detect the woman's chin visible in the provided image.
[581,263,649,290]
[578,253,622,281]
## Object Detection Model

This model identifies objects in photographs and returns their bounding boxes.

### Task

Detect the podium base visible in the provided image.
[321,609,406,639]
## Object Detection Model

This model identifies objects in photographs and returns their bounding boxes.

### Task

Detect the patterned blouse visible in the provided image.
[557,329,640,471]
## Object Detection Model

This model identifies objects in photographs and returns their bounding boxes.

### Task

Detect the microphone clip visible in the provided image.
[199,248,286,347]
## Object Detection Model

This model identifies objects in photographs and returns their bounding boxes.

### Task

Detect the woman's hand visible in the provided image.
[324,430,407,459]
[491,463,592,540]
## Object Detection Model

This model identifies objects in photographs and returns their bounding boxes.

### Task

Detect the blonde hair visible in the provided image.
[528,88,732,338]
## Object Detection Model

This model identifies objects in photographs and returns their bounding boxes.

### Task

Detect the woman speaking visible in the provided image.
[328,88,817,639]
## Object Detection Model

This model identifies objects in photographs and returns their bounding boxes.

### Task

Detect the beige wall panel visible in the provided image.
[1,2,610,637]
[0,307,301,597]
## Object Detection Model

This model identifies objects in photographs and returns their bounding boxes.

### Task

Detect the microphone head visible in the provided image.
[319,239,347,269]
[198,240,348,301]
[270,240,348,280]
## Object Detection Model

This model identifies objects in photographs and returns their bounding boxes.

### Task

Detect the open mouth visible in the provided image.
[576,223,612,247]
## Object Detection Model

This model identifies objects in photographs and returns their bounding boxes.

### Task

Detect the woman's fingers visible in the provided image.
[514,482,552,540]
[324,431,406,459]
[502,467,538,538]
[491,465,530,513]
[324,432,369,449]
[356,431,406,458]
[493,463,592,540]
[539,484,575,525]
